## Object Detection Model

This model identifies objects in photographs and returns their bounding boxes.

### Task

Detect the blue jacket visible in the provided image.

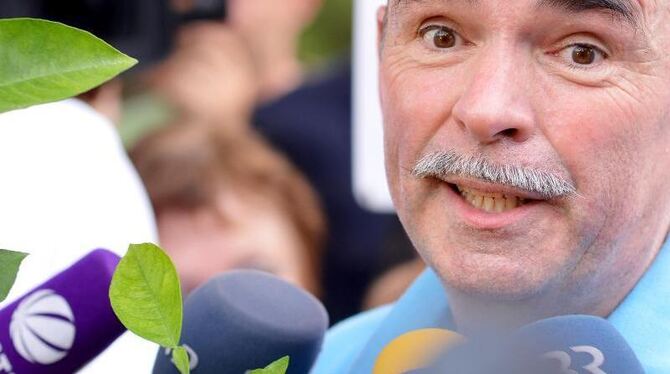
[312,238,670,373]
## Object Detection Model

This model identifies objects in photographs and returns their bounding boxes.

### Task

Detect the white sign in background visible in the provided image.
[352,0,395,213]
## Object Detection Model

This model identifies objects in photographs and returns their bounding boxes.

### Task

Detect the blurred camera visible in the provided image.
[0,0,227,70]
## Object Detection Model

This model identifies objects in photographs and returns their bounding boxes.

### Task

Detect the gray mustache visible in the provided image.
[411,151,577,199]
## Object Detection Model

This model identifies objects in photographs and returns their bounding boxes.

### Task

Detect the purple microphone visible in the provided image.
[0,249,125,373]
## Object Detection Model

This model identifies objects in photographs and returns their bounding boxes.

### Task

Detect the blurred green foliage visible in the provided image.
[298,0,352,67]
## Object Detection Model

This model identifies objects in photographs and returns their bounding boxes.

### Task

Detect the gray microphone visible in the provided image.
[152,270,328,374]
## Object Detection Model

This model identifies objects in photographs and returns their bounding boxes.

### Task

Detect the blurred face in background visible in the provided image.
[158,191,314,295]
[379,0,670,318]
[131,124,325,298]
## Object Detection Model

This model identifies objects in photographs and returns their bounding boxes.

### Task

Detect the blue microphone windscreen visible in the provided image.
[153,270,328,374]
[422,315,644,374]
[513,315,644,373]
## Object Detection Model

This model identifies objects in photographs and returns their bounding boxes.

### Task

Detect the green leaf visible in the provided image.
[0,18,137,113]
[172,346,190,374]
[109,243,183,347]
[0,249,28,302]
[248,356,290,374]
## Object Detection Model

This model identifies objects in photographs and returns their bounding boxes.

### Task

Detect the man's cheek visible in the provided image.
[547,118,641,248]
[383,72,453,156]
[544,90,642,182]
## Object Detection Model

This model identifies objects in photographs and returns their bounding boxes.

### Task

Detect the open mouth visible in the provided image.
[448,183,538,213]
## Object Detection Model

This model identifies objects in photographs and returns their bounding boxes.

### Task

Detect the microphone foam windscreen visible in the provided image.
[153,270,328,374]
[421,315,644,374]
[373,328,462,374]
[0,249,125,373]
[513,315,644,374]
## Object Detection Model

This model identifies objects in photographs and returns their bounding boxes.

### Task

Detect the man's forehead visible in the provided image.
[390,0,643,28]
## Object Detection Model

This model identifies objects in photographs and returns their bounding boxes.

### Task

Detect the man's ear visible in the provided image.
[377,6,387,53]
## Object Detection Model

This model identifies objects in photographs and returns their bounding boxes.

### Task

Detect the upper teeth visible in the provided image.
[456,185,525,213]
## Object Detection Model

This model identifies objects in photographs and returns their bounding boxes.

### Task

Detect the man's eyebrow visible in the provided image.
[536,0,640,27]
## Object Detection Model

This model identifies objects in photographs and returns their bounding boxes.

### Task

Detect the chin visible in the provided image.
[429,248,561,302]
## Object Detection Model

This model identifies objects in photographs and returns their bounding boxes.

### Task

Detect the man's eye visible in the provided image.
[420,25,460,49]
[558,43,607,66]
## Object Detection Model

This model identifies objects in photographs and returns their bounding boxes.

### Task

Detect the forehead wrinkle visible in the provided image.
[391,0,641,27]
[393,0,479,8]
[536,0,642,28]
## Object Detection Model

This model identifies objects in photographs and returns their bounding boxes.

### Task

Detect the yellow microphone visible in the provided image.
[373,328,463,374]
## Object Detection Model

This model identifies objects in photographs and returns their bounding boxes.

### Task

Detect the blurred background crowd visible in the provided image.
[0,0,424,325]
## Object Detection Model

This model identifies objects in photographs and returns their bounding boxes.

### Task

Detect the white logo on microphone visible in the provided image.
[9,290,76,365]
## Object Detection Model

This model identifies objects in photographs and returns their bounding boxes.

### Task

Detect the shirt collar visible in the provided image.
[609,236,670,371]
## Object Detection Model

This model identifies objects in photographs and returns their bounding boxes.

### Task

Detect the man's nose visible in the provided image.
[452,45,536,145]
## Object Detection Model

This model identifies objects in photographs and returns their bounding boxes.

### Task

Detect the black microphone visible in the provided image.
[152,270,328,374]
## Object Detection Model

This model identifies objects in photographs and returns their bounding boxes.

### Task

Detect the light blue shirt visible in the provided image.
[312,238,670,373]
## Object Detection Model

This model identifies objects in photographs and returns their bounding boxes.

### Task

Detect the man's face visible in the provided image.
[380,0,670,305]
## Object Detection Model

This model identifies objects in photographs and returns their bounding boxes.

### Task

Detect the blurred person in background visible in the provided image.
[253,64,416,324]
[250,0,418,322]
[129,0,324,132]
[125,0,416,323]
[130,123,326,297]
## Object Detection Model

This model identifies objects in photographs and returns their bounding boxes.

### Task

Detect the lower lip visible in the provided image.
[443,184,540,230]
